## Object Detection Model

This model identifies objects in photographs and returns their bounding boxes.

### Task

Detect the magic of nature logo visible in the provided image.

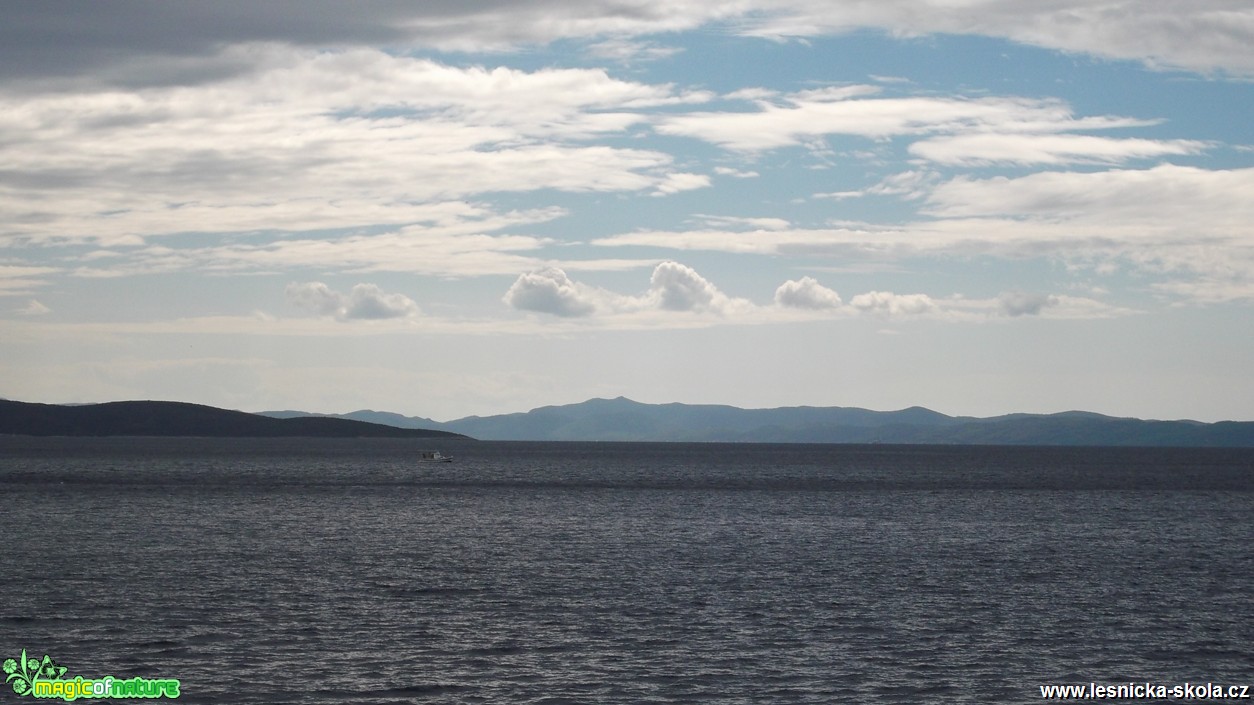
[4,650,180,700]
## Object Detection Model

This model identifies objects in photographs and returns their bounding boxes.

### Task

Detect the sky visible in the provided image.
[1,1,1252,422]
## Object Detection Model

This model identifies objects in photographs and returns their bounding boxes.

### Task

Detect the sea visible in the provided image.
[1,438,1251,704]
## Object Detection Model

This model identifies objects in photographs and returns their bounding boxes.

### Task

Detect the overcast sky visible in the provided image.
[2,1,1251,421]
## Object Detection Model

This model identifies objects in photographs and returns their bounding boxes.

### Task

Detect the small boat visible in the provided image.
[418,450,453,463]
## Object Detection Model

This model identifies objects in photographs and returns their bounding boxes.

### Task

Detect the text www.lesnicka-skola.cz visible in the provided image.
[1040,683,1251,700]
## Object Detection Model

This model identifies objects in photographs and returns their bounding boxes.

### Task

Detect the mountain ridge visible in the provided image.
[3,397,1247,445]
[260,397,1253,446]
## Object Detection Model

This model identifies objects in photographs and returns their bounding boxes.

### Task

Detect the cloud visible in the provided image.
[341,284,422,320]
[63,205,568,279]
[999,291,1059,317]
[15,299,51,316]
[0,4,741,87]
[286,282,419,321]
[596,164,1254,305]
[505,261,748,318]
[503,267,600,317]
[645,261,732,312]
[817,170,940,200]
[585,38,683,63]
[924,164,1254,223]
[3,2,1251,89]
[695,215,791,231]
[713,166,760,179]
[0,264,59,295]
[909,133,1208,166]
[849,291,938,316]
[286,282,342,317]
[655,89,1150,152]
[500,262,1120,325]
[0,51,708,246]
[594,225,897,255]
[740,1,1254,77]
[652,172,712,196]
[924,165,1254,300]
[775,277,842,309]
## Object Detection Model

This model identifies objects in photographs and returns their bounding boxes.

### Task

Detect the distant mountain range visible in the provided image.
[261,397,1254,446]
[3,397,1249,446]
[0,399,465,439]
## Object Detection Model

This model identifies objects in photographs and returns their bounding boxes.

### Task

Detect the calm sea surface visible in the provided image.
[2,439,1251,704]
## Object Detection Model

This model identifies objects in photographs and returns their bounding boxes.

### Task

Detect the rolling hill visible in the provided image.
[0,399,465,438]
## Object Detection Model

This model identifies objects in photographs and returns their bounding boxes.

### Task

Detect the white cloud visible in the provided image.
[909,133,1208,166]
[918,166,1254,302]
[740,1,1254,77]
[597,164,1254,305]
[924,164,1254,223]
[655,90,1149,152]
[286,282,420,321]
[0,50,709,246]
[594,225,896,255]
[725,88,779,102]
[0,265,59,295]
[645,261,733,313]
[1151,278,1254,304]
[504,261,750,319]
[713,166,761,179]
[286,282,342,317]
[817,170,940,200]
[850,291,938,316]
[15,299,51,316]
[496,262,1125,324]
[999,291,1059,317]
[342,284,422,320]
[585,38,683,63]
[503,267,600,317]
[66,205,564,279]
[695,215,791,231]
[775,277,842,309]
[652,172,712,196]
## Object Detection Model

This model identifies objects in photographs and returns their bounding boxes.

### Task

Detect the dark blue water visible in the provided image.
[2,439,1252,703]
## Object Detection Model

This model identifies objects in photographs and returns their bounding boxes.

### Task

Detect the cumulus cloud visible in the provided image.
[850,291,938,316]
[645,261,735,313]
[504,261,748,318]
[999,291,1060,317]
[286,282,419,321]
[775,277,842,309]
[503,267,599,317]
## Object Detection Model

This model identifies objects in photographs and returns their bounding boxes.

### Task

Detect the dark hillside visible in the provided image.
[0,400,467,438]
